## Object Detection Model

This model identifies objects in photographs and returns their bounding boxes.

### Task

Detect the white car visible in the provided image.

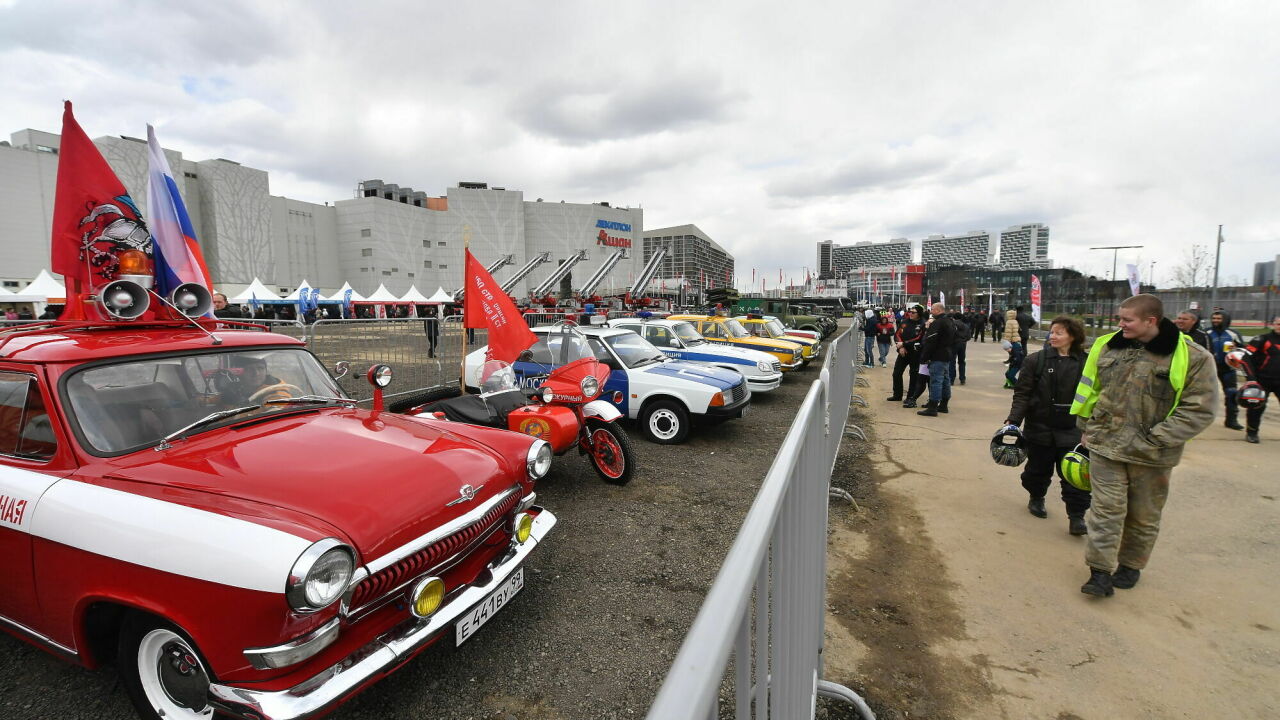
[464,326,751,444]
[606,317,783,393]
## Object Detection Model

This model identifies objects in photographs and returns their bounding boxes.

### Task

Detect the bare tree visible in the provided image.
[1170,244,1212,289]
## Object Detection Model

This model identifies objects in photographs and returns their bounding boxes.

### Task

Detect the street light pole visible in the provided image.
[1209,224,1224,311]
[1090,244,1145,329]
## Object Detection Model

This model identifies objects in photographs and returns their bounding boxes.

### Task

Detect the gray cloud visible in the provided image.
[513,73,743,145]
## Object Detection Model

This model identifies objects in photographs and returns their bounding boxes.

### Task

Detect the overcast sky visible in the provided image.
[3,0,1277,287]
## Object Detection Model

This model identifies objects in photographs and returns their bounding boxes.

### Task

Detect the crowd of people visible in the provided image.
[857,295,1275,599]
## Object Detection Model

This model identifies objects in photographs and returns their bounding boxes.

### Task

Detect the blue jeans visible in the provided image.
[864,336,875,366]
[928,360,952,405]
[877,340,891,364]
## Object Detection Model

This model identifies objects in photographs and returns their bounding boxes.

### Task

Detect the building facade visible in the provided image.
[998,223,1051,269]
[816,238,913,277]
[641,224,734,297]
[920,230,995,267]
[1254,257,1278,287]
[0,126,645,300]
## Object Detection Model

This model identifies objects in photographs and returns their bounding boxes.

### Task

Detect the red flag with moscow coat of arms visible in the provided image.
[462,249,537,364]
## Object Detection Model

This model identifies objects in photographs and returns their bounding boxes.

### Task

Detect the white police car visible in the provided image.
[464,326,751,444]
[606,317,783,393]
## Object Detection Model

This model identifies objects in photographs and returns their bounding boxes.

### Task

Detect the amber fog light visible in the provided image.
[514,512,535,544]
[410,576,446,618]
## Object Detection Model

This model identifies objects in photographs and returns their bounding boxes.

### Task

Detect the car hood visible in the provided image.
[641,360,743,390]
[103,409,524,564]
[681,342,775,363]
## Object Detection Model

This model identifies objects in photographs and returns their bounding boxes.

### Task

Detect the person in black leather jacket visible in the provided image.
[887,305,926,406]
[917,303,955,416]
[1005,316,1091,534]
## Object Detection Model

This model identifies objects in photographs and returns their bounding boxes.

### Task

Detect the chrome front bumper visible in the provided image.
[208,509,557,720]
[746,373,783,392]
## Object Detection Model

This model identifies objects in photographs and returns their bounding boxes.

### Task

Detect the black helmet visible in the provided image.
[1238,381,1267,409]
[990,424,1028,466]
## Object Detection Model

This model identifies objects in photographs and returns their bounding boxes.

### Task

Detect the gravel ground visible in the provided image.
[0,341,833,719]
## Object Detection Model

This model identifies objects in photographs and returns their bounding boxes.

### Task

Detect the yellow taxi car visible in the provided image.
[735,314,821,363]
[669,314,806,371]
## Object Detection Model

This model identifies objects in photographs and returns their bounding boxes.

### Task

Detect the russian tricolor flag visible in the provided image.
[146,124,212,301]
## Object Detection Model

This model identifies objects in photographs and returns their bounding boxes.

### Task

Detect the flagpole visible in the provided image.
[460,224,471,393]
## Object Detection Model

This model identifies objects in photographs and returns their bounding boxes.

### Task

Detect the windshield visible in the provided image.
[64,348,346,454]
[766,319,788,336]
[672,322,704,346]
[724,319,751,339]
[600,333,667,368]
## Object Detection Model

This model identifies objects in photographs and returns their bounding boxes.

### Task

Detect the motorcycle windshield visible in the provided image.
[478,360,519,394]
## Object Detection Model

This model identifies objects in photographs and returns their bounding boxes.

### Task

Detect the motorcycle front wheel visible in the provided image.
[585,418,635,485]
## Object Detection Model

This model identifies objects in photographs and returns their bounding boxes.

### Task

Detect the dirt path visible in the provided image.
[823,340,1280,719]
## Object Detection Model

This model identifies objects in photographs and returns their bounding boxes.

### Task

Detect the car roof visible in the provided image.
[0,322,304,362]
[530,325,630,338]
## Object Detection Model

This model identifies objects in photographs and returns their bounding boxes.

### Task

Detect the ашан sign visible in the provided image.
[595,219,632,248]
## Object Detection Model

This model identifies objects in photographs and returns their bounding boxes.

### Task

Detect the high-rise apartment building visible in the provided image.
[920,230,995,267]
[816,239,912,276]
[998,223,1051,269]
[641,224,734,296]
[1254,257,1279,287]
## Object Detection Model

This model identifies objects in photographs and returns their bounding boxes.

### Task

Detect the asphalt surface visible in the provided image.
[0,342,832,719]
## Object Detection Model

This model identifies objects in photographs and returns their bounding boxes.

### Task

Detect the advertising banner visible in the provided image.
[1030,274,1042,323]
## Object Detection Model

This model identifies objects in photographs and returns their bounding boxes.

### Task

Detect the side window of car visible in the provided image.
[645,326,676,347]
[703,323,724,339]
[615,323,641,336]
[0,372,57,460]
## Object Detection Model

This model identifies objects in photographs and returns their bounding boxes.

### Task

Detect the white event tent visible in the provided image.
[227,278,282,304]
[24,270,67,303]
[427,287,454,303]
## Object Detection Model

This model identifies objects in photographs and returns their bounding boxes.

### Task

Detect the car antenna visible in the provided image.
[149,291,224,345]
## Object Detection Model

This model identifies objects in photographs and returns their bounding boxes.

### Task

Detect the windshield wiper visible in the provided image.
[264,395,358,407]
[155,405,260,451]
[632,356,665,367]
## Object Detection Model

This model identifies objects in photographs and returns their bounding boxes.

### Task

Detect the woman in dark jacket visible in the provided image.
[1004,316,1091,535]
[887,304,926,407]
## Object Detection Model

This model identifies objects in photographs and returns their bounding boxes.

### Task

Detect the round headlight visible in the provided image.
[287,539,355,612]
[580,375,600,398]
[757,360,772,372]
[513,512,535,544]
[410,576,446,618]
[367,364,393,388]
[540,386,554,403]
[526,439,552,480]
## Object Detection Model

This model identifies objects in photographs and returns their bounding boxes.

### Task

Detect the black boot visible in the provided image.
[1225,418,1244,430]
[1247,428,1260,444]
[1111,565,1141,589]
[937,400,949,413]
[1027,497,1047,518]
[886,395,903,402]
[1081,569,1114,597]
[917,402,938,417]
[902,397,917,408]
[1068,515,1087,536]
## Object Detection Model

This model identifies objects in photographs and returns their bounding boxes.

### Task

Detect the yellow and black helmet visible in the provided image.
[1056,444,1091,492]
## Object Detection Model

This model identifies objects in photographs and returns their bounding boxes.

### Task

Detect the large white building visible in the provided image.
[0,127,648,300]
[921,230,995,267]
[816,238,913,277]
[998,223,1051,269]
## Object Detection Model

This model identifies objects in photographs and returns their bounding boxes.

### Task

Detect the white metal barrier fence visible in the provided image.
[646,328,874,720]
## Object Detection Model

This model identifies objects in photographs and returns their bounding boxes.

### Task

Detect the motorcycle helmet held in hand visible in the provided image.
[1238,381,1267,409]
[990,425,1028,466]
[1057,444,1092,492]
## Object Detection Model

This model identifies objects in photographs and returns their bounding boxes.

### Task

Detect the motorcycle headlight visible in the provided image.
[580,375,600,398]
[757,360,772,372]
[540,386,554,403]
[287,539,355,612]
[526,439,552,480]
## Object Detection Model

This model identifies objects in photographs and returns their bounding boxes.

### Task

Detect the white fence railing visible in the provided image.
[645,328,874,720]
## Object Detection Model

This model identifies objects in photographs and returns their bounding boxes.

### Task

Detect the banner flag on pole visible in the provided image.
[463,249,536,363]
[1126,264,1141,296]
[1030,274,1042,323]
[940,291,946,306]
[147,124,212,299]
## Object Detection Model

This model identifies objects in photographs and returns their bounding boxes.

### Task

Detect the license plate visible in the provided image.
[455,568,524,646]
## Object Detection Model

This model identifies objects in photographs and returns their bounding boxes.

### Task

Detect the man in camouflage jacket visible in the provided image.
[1071,294,1217,597]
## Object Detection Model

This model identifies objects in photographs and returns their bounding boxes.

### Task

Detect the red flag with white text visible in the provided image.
[463,249,537,363]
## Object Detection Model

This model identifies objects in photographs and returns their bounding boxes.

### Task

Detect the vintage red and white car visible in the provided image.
[0,319,556,720]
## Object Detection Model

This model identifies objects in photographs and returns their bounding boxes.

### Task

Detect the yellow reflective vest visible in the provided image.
[1070,331,1193,420]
